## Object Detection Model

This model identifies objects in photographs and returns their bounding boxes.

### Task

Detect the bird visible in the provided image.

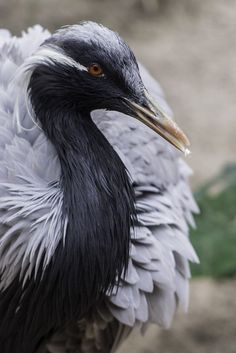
[0,22,199,353]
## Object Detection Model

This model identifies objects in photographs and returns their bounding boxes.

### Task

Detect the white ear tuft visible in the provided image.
[11,45,88,133]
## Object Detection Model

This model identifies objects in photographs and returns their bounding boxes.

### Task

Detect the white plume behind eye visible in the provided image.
[12,45,88,133]
[33,46,88,72]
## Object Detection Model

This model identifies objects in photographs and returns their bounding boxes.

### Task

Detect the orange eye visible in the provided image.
[88,63,104,77]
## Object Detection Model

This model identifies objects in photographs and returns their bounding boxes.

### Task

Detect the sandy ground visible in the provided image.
[119,278,236,353]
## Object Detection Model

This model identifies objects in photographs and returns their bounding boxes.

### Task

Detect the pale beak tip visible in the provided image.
[184,148,191,157]
[126,93,192,157]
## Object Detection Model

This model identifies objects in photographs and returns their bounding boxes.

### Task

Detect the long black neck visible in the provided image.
[42,108,136,314]
[0,108,136,353]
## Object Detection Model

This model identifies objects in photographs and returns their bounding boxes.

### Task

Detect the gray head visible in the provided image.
[26,21,189,153]
[30,22,142,114]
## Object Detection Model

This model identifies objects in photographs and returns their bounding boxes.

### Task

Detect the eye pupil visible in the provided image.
[88,63,103,76]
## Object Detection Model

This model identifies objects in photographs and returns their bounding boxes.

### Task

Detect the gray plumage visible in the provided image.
[0,25,199,353]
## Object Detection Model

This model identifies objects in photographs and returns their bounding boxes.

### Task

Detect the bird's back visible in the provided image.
[0,26,198,353]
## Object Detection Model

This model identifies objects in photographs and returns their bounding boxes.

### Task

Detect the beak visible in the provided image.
[125,90,190,156]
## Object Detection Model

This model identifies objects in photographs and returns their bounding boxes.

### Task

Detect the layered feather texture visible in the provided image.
[0,26,199,353]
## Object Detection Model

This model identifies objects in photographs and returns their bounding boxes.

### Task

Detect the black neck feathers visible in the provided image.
[0,107,136,353]
[37,107,136,318]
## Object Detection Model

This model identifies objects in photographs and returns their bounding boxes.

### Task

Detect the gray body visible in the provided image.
[0,26,198,352]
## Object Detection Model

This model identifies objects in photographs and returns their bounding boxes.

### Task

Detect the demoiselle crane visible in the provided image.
[0,22,198,353]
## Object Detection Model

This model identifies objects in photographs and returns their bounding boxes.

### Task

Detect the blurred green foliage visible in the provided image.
[191,164,236,278]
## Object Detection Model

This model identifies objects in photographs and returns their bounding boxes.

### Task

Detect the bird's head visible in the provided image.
[25,21,189,154]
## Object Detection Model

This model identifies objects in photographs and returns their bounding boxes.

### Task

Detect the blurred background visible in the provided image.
[1,0,236,352]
